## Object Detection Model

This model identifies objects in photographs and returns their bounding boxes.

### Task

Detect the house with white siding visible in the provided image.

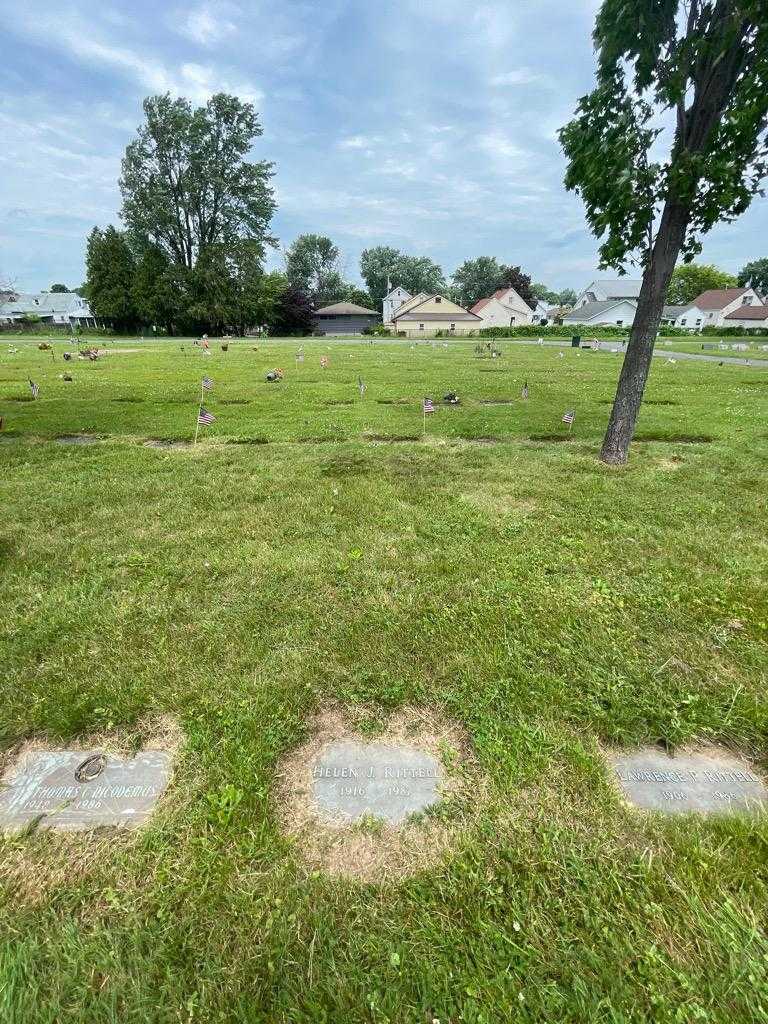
[470,286,534,327]
[680,287,762,327]
[0,291,96,327]
[561,299,637,328]
[382,285,412,324]
[573,279,643,309]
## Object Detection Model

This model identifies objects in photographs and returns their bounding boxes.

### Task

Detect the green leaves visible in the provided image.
[561,2,768,271]
[119,92,276,272]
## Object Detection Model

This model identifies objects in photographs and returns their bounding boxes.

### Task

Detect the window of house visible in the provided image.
[510,316,516,324]
[616,320,623,325]
[681,319,687,325]
[450,323,455,330]
[419,323,424,330]
[743,295,752,305]
[695,318,702,326]
[435,296,442,303]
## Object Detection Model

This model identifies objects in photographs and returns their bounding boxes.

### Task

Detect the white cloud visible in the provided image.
[180,4,238,46]
[338,135,377,150]
[491,68,544,87]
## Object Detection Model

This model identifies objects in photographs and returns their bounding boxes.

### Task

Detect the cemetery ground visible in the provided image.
[1,336,767,1023]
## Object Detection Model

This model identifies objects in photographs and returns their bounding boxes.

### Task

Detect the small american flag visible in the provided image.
[562,409,575,425]
[521,382,529,400]
[423,398,435,414]
[320,355,329,368]
[198,407,215,425]
[28,378,39,399]
[201,376,213,391]
[358,376,366,397]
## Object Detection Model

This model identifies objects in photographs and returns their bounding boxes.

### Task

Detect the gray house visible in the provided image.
[0,291,97,327]
[314,301,380,335]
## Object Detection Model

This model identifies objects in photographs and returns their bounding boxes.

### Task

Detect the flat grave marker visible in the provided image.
[0,750,172,831]
[311,740,442,825]
[607,747,767,816]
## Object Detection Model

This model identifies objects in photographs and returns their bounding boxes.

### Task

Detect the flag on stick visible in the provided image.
[201,376,214,391]
[358,376,366,398]
[198,407,215,425]
[521,382,529,400]
[562,409,575,433]
[423,398,435,414]
[320,355,329,368]
[28,379,39,400]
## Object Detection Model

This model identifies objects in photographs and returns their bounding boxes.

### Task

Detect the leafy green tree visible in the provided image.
[738,257,768,295]
[453,257,507,308]
[120,93,276,272]
[498,265,536,308]
[560,1,768,464]
[252,271,290,331]
[49,283,70,293]
[132,246,186,333]
[359,246,403,303]
[667,263,737,304]
[272,284,315,336]
[85,226,138,331]
[558,288,577,307]
[360,248,446,303]
[530,282,560,304]
[286,235,340,294]
[397,255,446,297]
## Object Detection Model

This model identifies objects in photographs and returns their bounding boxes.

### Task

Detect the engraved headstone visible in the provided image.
[608,748,767,816]
[312,741,442,825]
[56,435,100,445]
[0,750,172,831]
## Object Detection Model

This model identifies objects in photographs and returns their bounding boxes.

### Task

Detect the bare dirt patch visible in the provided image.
[0,715,182,905]
[275,705,483,881]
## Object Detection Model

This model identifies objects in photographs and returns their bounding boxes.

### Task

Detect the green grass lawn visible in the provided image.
[1,337,767,1023]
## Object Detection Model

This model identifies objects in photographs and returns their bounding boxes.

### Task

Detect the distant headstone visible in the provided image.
[0,750,172,831]
[312,741,442,825]
[608,748,767,816]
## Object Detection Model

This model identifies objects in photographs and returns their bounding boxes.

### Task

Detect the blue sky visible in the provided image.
[1,0,766,295]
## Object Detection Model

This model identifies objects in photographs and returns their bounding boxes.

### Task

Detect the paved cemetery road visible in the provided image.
[505,338,768,368]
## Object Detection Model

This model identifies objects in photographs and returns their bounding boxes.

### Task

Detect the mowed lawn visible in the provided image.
[1,336,768,1023]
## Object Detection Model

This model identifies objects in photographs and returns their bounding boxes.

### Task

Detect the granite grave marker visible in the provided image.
[311,740,442,825]
[0,750,172,831]
[608,748,767,816]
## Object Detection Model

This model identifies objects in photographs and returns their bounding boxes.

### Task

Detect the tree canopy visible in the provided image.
[120,93,276,271]
[49,283,70,293]
[738,257,768,294]
[560,0,768,464]
[451,258,537,309]
[360,247,445,303]
[85,227,138,332]
[667,263,737,304]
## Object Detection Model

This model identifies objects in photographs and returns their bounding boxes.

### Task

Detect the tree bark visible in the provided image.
[599,200,691,465]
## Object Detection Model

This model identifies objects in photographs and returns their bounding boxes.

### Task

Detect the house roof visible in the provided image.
[390,291,430,317]
[383,285,412,301]
[545,305,572,319]
[724,304,768,320]
[662,305,691,318]
[315,301,379,316]
[392,294,481,321]
[394,312,482,321]
[470,290,506,314]
[471,287,533,315]
[692,288,748,310]
[590,278,643,299]
[0,291,92,316]
[563,299,636,321]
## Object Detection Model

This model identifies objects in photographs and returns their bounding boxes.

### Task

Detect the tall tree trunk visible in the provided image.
[600,200,691,465]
